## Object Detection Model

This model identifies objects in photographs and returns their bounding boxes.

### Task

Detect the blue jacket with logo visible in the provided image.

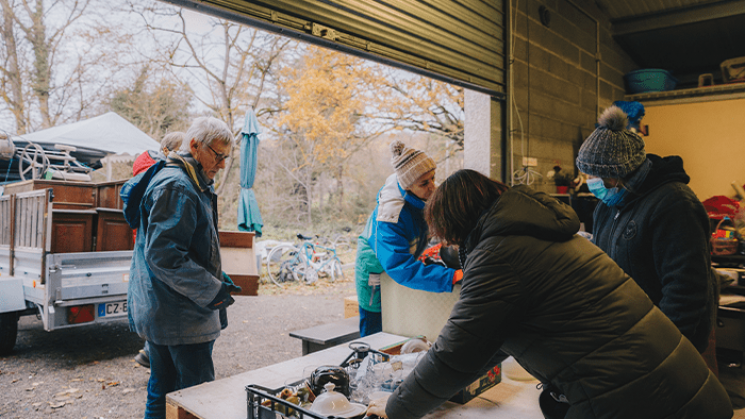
[127,153,224,346]
[355,174,455,312]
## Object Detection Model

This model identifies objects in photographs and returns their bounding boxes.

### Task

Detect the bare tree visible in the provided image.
[374,71,464,150]
[132,2,293,195]
[0,0,132,133]
[0,0,91,130]
[105,65,193,138]
[0,0,26,133]
[260,46,395,225]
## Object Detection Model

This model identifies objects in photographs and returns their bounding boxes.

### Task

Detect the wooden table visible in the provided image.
[166,333,543,419]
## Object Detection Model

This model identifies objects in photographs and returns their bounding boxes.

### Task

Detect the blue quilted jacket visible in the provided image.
[127,153,224,346]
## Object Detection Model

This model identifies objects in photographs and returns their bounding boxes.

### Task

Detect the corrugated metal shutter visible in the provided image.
[162,0,505,97]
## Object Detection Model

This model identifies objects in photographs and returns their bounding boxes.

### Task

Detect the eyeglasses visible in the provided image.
[205,144,230,163]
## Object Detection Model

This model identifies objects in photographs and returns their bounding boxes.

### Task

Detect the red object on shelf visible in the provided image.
[702,195,741,220]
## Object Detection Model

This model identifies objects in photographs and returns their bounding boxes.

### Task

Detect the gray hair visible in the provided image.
[180,117,233,151]
[161,132,185,153]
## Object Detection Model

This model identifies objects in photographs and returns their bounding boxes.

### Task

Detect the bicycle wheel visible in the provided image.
[329,259,344,283]
[332,235,353,255]
[266,245,300,286]
[293,263,318,285]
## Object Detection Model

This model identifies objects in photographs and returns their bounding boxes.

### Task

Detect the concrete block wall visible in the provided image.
[508,0,637,191]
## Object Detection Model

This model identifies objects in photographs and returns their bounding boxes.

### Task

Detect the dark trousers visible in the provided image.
[359,306,382,337]
[144,340,216,419]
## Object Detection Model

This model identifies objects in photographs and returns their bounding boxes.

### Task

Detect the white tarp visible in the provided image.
[17,112,159,156]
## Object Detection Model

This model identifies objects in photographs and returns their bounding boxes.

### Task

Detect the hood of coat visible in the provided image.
[464,185,580,253]
[634,154,689,196]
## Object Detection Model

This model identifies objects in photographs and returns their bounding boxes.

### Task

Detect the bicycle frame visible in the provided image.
[265,234,346,286]
[300,241,339,273]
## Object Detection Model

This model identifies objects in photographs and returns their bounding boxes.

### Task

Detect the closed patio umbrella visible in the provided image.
[237,109,263,236]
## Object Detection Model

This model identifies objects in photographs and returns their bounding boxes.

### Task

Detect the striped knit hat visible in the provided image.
[390,140,436,190]
[576,106,646,179]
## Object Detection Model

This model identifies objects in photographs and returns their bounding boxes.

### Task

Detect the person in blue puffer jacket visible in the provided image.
[355,140,462,336]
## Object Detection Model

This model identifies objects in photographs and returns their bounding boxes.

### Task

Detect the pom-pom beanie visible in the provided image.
[390,140,436,190]
[576,106,646,179]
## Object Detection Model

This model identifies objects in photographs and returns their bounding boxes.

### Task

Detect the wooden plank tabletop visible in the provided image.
[166,333,545,419]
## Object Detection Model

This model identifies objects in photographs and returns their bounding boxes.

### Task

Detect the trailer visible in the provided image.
[0,179,134,355]
[0,178,261,355]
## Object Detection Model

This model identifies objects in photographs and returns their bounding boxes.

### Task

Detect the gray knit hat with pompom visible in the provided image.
[575,106,646,179]
[390,140,436,190]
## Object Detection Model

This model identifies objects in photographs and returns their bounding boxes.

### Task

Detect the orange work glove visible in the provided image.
[453,269,463,284]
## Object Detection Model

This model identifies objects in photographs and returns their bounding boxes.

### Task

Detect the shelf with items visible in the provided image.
[625,82,745,105]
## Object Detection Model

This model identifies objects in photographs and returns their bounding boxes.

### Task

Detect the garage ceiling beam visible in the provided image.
[612,0,745,36]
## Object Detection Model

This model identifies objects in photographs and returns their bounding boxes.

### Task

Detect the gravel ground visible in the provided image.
[0,279,356,419]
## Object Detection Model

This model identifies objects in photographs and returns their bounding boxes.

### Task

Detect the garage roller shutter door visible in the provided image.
[163,0,505,97]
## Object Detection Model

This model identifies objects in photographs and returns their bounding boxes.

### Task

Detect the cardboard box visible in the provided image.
[380,337,501,405]
[448,364,501,404]
[380,272,461,342]
[344,295,359,318]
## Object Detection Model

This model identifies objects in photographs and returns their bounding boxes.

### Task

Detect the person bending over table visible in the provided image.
[368,169,732,419]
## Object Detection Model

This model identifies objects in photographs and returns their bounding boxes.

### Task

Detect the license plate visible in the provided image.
[98,301,127,318]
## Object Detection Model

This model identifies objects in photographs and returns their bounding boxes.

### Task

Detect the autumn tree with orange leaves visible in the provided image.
[264,46,392,224]
[261,45,463,228]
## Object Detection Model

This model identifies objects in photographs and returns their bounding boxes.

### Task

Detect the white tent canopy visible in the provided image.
[18,112,159,156]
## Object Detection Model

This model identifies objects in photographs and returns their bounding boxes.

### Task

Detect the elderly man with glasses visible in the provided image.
[127,117,241,419]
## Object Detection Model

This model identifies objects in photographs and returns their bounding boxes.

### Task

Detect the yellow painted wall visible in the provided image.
[643,99,745,200]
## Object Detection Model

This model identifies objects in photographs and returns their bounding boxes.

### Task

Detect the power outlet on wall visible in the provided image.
[522,157,538,167]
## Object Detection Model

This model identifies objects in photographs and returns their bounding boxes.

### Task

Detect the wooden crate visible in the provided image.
[95,208,133,251]
[218,231,259,296]
[51,210,95,253]
[97,180,127,210]
[3,179,96,210]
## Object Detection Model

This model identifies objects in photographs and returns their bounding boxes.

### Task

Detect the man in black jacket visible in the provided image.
[576,106,715,364]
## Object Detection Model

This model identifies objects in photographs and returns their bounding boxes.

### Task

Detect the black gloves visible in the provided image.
[221,272,243,294]
[207,282,235,310]
[207,272,243,310]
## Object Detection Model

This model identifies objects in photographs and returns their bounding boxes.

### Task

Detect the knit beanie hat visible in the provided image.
[390,140,436,190]
[575,106,646,179]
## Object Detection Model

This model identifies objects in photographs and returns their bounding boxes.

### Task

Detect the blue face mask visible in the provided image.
[587,177,627,207]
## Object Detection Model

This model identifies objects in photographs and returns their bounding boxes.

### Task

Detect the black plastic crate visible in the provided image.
[246,384,328,419]
[246,342,392,419]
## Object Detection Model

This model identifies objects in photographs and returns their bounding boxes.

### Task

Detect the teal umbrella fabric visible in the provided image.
[237,109,263,236]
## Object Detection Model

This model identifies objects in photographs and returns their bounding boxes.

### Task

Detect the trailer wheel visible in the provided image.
[0,312,19,355]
